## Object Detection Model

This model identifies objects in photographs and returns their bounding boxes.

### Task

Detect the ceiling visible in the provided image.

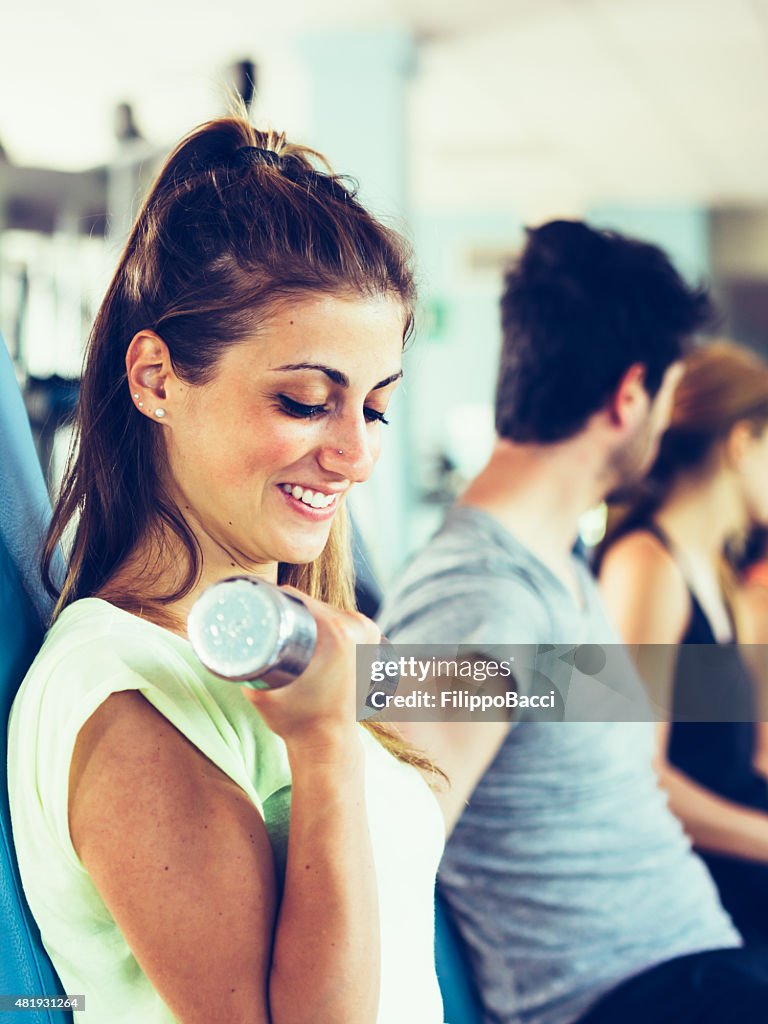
[2,0,768,215]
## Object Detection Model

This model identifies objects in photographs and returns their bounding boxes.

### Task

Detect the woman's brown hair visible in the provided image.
[42,114,437,775]
[601,340,768,634]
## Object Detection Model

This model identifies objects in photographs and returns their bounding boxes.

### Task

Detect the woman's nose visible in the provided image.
[318,416,377,482]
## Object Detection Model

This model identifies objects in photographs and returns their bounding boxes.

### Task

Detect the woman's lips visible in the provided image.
[277,482,342,520]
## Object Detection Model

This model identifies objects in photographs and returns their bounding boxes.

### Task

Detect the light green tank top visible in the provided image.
[8,598,444,1023]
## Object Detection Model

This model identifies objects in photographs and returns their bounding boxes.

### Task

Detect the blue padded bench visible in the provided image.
[0,334,70,1021]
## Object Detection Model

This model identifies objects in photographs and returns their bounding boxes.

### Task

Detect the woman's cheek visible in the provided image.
[369,429,385,465]
[239,427,309,478]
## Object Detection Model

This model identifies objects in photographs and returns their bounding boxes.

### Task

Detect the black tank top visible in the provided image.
[644,522,768,811]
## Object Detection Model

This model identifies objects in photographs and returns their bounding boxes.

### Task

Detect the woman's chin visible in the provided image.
[272,535,331,568]
[231,515,335,569]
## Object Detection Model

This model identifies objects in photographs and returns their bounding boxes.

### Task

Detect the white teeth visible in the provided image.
[281,483,338,509]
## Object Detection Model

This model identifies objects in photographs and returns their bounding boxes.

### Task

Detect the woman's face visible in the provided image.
[158,292,405,574]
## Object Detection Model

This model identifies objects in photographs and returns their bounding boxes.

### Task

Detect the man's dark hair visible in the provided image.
[495,219,713,443]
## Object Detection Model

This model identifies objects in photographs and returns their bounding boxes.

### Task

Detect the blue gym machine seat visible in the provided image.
[0,334,70,1022]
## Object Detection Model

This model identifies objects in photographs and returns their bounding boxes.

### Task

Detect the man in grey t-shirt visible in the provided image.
[379,221,768,1024]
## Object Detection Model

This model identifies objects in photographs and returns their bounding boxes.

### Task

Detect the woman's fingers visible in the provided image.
[239,589,379,744]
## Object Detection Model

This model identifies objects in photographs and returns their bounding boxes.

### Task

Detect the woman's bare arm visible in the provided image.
[69,690,277,1023]
[601,534,768,863]
[737,583,768,777]
[599,531,690,646]
[654,720,768,861]
[69,603,381,1024]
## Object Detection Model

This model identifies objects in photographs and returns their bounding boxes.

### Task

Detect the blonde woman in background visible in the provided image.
[600,341,768,944]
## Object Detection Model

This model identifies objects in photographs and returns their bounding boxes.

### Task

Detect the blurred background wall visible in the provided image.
[2,0,768,583]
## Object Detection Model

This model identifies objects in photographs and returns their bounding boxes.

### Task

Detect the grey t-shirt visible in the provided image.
[378,505,739,1024]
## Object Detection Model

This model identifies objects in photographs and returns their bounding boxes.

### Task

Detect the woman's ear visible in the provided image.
[126,331,175,421]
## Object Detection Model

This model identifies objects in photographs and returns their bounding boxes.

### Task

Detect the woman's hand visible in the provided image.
[240,588,379,751]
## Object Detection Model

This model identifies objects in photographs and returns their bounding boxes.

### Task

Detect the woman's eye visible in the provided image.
[278,396,329,418]
[364,407,390,425]
[278,394,389,425]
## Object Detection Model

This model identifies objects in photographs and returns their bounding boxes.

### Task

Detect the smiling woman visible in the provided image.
[7,114,445,1024]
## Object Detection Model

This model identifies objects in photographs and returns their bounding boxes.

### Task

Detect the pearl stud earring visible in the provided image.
[154,408,166,419]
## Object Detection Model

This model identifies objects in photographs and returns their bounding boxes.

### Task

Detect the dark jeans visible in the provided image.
[578,947,768,1024]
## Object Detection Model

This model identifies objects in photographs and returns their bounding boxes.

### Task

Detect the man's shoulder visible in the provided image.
[379,508,548,645]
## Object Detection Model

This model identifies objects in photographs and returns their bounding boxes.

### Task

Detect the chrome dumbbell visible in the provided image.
[187,576,317,689]
[188,575,400,714]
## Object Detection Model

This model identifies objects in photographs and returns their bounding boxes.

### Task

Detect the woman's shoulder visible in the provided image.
[739,576,768,645]
[20,597,189,696]
[598,528,691,643]
[10,596,286,822]
[744,560,768,591]
[16,596,275,743]
[601,526,683,582]
[11,599,187,759]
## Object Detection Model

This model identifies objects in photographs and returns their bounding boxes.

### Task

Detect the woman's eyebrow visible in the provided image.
[372,370,404,390]
[271,363,403,390]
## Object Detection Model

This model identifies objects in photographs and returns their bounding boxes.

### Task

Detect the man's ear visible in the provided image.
[126,331,175,421]
[607,363,649,429]
[724,420,755,470]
